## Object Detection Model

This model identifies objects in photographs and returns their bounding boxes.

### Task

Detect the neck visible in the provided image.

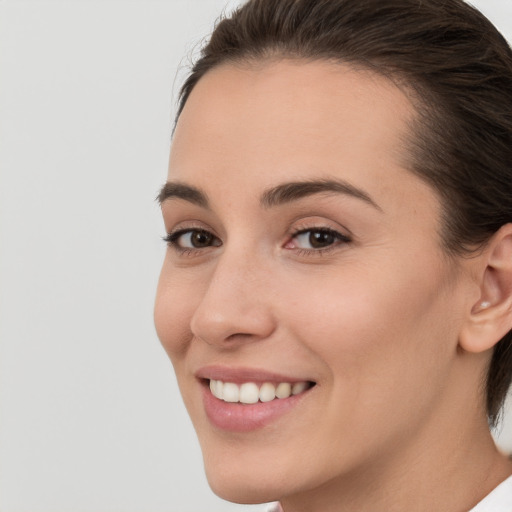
[281,424,510,512]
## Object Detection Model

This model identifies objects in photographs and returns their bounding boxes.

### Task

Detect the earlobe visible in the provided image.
[459,224,512,354]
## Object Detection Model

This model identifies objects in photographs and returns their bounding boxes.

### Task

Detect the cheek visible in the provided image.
[273,259,460,464]
[282,256,456,390]
[154,262,198,361]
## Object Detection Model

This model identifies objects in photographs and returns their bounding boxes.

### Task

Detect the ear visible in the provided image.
[459,224,512,354]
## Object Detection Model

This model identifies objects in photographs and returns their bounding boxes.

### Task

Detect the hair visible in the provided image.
[175,0,512,426]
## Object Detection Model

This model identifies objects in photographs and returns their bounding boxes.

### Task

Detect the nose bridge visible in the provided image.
[190,245,275,345]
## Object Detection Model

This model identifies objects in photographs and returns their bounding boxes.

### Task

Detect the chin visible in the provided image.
[205,467,277,504]
[208,480,276,506]
[202,448,289,505]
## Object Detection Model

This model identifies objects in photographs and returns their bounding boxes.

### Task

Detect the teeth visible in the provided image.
[275,382,292,399]
[239,382,259,404]
[292,381,308,395]
[222,382,239,403]
[209,379,223,398]
[259,382,276,402]
[209,379,311,404]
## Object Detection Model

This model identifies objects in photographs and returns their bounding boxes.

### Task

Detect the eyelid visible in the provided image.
[288,218,352,241]
[163,225,222,254]
[285,225,352,255]
[291,226,351,240]
[164,219,218,240]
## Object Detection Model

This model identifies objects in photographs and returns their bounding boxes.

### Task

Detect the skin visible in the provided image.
[155,60,512,511]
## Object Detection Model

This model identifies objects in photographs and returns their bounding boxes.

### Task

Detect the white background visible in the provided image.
[1,1,511,511]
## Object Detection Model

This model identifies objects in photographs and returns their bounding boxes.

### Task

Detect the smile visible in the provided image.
[198,368,317,431]
[209,379,312,404]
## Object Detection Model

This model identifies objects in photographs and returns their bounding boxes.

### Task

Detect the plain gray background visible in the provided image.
[1,1,511,511]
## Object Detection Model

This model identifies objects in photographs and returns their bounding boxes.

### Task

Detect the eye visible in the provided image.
[286,228,350,251]
[165,228,221,251]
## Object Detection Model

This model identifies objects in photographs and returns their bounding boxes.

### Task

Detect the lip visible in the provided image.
[196,365,312,385]
[196,366,315,433]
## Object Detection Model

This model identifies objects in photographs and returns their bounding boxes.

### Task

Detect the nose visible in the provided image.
[190,250,277,347]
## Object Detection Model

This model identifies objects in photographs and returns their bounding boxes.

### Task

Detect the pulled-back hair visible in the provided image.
[175,0,512,425]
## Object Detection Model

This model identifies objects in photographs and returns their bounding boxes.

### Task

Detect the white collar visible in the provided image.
[469,475,512,511]
[266,475,512,512]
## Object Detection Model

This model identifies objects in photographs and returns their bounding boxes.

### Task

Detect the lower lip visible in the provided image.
[202,382,311,432]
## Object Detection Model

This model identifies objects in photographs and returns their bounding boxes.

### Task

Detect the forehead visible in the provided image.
[169,59,434,219]
[175,59,413,139]
[171,60,414,167]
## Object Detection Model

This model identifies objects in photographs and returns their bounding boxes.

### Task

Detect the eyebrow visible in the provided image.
[157,181,209,208]
[261,179,382,211]
[158,178,381,212]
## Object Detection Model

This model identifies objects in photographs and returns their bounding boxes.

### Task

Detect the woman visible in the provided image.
[155,0,512,510]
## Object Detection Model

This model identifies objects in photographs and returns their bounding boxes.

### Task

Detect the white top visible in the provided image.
[265,475,512,511]
[469,475,512,511]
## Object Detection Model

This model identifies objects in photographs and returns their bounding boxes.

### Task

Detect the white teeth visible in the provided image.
[209,379,224,399]
[208,379,311,403]
[239,382,260,404]
[275,382,292,399]
[222,382,240,402]
[259,382,276,402]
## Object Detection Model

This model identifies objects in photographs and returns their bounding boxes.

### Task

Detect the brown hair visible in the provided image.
[175,0,512,425]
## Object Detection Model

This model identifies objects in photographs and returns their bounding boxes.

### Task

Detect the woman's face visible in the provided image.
[155,61,476,503]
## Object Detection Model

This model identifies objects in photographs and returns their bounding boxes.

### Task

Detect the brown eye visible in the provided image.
[308,230,337,248]
[290,228,351,251]
[189,230,215,248]
[166,229,221,250]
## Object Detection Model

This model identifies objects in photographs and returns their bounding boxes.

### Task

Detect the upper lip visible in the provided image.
[195,365,314,385]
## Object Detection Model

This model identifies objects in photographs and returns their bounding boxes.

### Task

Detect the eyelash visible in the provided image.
[286,227,351,257]
[163,226,351,257]
[163,228,221,256]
